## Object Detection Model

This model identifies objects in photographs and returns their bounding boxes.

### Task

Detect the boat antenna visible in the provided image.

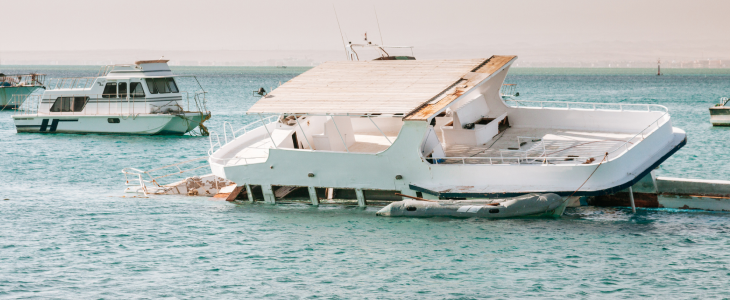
[374,6,384,45]
[333,5,348,60]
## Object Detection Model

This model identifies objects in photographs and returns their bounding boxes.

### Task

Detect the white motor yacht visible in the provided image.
[12,60,210,135]
[207,55,686,207]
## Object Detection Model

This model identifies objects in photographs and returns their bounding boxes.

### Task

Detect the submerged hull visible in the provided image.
[12,112,209,135]
[710,107,730,126]
[212,121,686,201]
[0,86,42,109]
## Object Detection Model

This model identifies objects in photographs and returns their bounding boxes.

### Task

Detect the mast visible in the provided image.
[657,58,661,76]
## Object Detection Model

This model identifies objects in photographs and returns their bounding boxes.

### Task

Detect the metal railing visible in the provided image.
[431,155,598,166]
[13,91,207,117]
[504,100,671,160]
[0,74,46,87]
[122,156,210,196]
[207,115,280,165]
[505,99,669,113]
[221,115,278,144]
[47,77,98,90]
[426,100,671,166]
[500,84,518,98]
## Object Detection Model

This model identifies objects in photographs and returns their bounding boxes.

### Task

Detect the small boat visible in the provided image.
[345,34,415,61]
[0,73,45,109]
[12,60,210,135]
[375,193,565,218]
[710,97,730,126]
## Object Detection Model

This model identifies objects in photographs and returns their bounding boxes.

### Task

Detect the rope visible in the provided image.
[568,152,608,198]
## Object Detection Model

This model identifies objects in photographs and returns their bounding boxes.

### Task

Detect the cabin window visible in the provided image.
[102,82,117,98]
[50,97,88,112]
[166,78,179,93]
[145,78,158,94]
[144,78,178,94]
[118,82,127,98]
[155,78,170,93]
[130,82,145,98]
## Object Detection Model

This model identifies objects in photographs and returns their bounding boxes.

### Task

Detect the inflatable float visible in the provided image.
[376,193,566,218]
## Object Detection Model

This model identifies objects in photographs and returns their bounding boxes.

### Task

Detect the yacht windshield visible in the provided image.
[145,78,178,94]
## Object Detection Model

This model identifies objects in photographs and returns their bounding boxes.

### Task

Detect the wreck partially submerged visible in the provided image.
[207,55,686,206]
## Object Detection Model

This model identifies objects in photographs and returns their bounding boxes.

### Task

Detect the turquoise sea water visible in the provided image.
[2,66,730,298]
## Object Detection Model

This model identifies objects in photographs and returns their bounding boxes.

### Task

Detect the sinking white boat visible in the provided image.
[376,193,564,218]
[207,55,686,209]
[12,60,210,135]
[0,73,45,109]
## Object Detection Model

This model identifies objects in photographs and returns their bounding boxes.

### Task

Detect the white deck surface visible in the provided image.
[442,127,640,165]
[349,134,397,153]
[247,59,487,115]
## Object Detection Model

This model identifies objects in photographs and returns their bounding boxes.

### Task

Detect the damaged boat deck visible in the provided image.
[440,127,641,164]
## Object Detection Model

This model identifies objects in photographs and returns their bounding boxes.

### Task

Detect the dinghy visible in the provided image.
[376,193,565,218]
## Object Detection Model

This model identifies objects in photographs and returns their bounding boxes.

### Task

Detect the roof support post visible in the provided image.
[368,115,392,145]
[294,115,313,150]
[259,113,277,149]
[330,115,349,152]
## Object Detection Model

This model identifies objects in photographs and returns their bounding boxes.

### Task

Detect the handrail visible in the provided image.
[12,91,207,117]
[122,156,210,196]
[47,77,98,90]
[425,100,672,166]
[505,99,669,113]
[0,74,46,87]
[606,111,669,157]
[431,156,600,166]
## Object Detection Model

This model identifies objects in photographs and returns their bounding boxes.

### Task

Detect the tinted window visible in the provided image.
[50,97,88,112]
[145,78,158,94]
[102,82,117,98]
[143,78,178,94]
[72,97,87,111]
[155,78,170,93]
[166,78,179,93]
[118,82,127,98]
[130,82,145,98]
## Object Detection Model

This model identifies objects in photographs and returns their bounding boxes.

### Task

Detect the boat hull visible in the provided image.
[0,86,42,109]
[12,112,209,135]
[212,120,686,199]
[710,107,730,126]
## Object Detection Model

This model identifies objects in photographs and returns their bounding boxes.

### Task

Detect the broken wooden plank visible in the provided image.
[274,186,300,198]
[404,55,517,121]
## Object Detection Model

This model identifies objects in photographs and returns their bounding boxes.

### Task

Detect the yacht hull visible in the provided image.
[12,112,208,135]
[211,121,686,200]
[0,86,42,109]
[709,107,730,126]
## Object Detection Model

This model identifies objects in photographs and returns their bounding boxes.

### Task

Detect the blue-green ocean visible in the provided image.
[2,66,730,299]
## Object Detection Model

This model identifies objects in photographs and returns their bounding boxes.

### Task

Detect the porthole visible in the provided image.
[108,118,120,123]
[406,206,417,211]
[489,209,500,214]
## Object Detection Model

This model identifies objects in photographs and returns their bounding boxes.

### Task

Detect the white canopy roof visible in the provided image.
[247,58,491,116]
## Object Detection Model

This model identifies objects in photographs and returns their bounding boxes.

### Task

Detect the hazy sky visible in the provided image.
[2,0,729,63]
